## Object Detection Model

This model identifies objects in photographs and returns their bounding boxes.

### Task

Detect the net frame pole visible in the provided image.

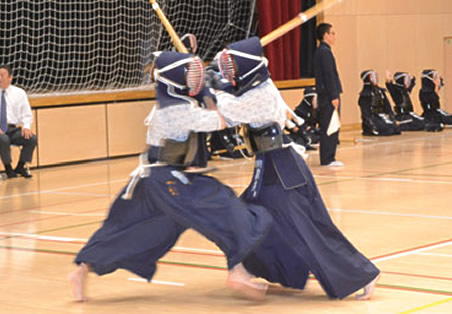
[260,0,343,47]
[149,0,188,53]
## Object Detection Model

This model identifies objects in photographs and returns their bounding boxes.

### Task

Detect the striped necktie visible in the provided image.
[0,90,7,132]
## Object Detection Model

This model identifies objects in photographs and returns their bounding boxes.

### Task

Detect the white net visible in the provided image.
[0,0,256,95]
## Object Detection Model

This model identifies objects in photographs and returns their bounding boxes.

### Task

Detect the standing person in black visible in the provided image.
[313,23,343,167]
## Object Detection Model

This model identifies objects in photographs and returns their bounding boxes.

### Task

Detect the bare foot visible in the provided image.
[356,274,380,300]
[67,263,89,302]
[227,263,267,301]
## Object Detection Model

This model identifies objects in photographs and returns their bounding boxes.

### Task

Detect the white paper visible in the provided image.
[327,109,341,136]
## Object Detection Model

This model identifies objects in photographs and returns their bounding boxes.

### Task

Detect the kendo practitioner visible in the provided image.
[285,87,319,150]
[212,37,380,300]
[67,51,272,302]
[179,33,211,166]
[204,60,251,159]
[294,87,321,145]
[358,70,401,136]
[386,72,425,131]
[284,113,313,151]
[419,69,452,130]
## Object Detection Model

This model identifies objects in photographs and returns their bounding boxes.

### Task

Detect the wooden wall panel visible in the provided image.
[356,15,387,74]
[37,105,107,166]
[323,0,354,16]
[323,0,452,124]
[325,15,360,124]
[441,0,452,14]
[444,37,452,112]
[356,0,386,15]
[107,101,155,157]
[388,0,422,15]
[280,89,305,110]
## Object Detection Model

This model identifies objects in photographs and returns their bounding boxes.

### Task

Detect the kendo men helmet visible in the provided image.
[303,86,318,109]
[394,72,412,89]
[361,70,378,85]
[217,37,270,91]
[180,33,198,54]
[422,69,443,91]
[153,51,205,101]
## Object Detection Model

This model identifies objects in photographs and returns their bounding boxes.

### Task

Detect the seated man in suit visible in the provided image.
[0,65,37,179]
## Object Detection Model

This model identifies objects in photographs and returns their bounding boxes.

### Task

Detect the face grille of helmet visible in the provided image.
[218,50,237,86]
[186,56,205,96]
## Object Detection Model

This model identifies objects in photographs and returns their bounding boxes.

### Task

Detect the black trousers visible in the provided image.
[318,94,339,165]
[0,126,37,166]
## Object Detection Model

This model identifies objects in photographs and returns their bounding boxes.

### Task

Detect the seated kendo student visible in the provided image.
[285,87,320,148]
[284,104,314,151]
[386,71,426,131]
[358,70,401,136]
[419,69,452,131]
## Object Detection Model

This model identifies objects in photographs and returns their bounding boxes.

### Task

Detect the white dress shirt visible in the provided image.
[3,85,33,130]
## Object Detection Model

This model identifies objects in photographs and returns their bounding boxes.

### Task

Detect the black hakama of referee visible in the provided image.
[241,141,380,299]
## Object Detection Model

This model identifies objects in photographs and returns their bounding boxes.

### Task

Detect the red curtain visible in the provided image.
[258,0,302,80]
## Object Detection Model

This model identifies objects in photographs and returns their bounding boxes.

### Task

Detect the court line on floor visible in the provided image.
[338,131,452,152]
[42,191,113,197]
[0,232,88,243]
[314,160,452,187]
[6,228,450,283]
[0,162,253,201]
[394,172,452,178]
[415,252,452,258]
[399,296,452,313]
[1,132,451,201]
[0,178,128,200]
[381,271,452,282]
[28,210,106,217]
[0,221,101,242]
[0,231,226,257]
[2,228,452,268]
[371,239,452,263]
[12,230,449,266]
[2,244,452,298]
[328,208,452,221]
[0,208,105,229]
[3,203,452,264]
[315,174,452,185]
[0,194,111,216]
[8,203,451,233]
[127,277,184,287]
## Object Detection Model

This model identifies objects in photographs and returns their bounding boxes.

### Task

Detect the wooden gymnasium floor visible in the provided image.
[1,128,452,314]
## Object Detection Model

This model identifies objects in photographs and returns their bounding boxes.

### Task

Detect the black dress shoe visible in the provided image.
[6,169,18,179]
[14,166,32,178]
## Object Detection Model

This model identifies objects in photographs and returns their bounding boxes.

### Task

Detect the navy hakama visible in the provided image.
[75,166,272,279]
[241,146,380,299]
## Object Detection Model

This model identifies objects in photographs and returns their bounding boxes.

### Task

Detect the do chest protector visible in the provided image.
[243,122,283,155]
[370,90,385,114]
[148,132,198,167]
[398,93,413,114]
